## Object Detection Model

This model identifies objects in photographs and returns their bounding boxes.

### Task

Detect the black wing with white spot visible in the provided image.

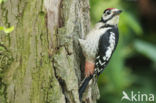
[94,27,119,76]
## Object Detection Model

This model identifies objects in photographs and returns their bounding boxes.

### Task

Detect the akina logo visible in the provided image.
[121,91,155,102]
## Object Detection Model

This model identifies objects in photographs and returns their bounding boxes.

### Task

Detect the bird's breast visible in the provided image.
[84,28,110,61]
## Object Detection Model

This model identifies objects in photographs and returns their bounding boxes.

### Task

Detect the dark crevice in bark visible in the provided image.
[64,46,72,56]
[58,0,65,28]
[40,0,44,11]
[17,1,27,23]
[45,14,51,50]
[57,78,69,103]
[52,58,69,103]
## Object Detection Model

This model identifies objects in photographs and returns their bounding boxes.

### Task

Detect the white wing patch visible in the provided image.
[99,60,105,66]
[105,32,115,59]
[103,56,106,60]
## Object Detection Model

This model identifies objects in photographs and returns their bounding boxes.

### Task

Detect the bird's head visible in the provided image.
[101,8,122,25]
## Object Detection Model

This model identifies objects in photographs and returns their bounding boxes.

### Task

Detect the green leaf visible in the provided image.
[4,26,14,33]
[0,26,14,33]
[134,39,156,62]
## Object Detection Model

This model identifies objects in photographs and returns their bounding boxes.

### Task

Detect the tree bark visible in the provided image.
[0,0,99,103]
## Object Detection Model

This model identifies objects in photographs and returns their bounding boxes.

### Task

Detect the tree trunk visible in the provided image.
[0,0,99,103]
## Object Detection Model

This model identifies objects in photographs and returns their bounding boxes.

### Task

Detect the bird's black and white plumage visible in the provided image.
[94,26,119,76]
[78,8,122,100]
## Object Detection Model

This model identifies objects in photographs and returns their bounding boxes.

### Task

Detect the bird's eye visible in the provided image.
[106,11,111,15]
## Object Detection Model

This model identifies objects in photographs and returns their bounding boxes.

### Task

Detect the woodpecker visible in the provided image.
[78,8,122,100]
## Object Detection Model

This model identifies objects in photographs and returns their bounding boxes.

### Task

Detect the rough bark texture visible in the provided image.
[0,0,99,103]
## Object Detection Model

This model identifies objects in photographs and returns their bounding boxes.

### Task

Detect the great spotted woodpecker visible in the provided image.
[78,8,122,100]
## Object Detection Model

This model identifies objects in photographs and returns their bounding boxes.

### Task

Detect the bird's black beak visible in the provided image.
[114,10,122,15]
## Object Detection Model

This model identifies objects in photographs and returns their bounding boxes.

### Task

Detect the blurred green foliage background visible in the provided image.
[90,0,156,103]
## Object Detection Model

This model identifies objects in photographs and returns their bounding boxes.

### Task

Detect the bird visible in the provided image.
[78,8,122,100]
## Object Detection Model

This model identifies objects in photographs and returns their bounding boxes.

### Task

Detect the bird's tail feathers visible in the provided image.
[79,75,93,101]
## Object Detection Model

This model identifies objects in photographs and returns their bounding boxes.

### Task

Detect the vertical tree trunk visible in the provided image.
[0,0,99,103]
